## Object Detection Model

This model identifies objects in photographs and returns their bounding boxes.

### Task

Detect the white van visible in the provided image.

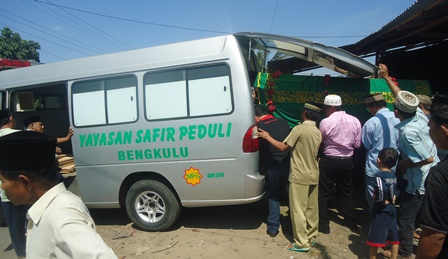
[0,32,377,231]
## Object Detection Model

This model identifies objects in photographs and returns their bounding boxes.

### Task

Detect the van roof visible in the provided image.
[0,32,377,89]
[0,35,232,89]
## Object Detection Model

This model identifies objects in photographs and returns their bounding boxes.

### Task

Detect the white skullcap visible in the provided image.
[324,94,342,106]
[395,91,419,113]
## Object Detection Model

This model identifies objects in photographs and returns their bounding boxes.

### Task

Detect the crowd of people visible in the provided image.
[1,63,447,258]
[256,63,448,258]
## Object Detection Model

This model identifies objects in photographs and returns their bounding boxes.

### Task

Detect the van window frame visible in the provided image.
[143,63,234,122]
[71,74,138,128]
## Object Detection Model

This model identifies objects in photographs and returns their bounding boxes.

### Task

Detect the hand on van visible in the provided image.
[256,128,270,140]
[57,127,74,143]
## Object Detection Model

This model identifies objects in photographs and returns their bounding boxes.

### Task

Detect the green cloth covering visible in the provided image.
[369,78,432,111]
[254,72,432,127]
[255,72,268,89]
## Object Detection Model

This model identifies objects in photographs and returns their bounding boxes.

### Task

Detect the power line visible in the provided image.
[0,22,64,61]
[34,0,230,34]
[1,23,95,57]
[32,0,368,42]
[269,0,278,33]
[3,0,372,63]
[0,10,106,55]
[42,0,132,50]
[23,0,128,51]
[20,0,112,53]
[38,48,65,61]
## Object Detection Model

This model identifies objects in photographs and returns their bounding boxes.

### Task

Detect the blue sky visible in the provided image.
[2,0,416,74]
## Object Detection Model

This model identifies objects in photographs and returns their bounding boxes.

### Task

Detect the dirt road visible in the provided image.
[91,195,372,259]
[1,178,377,259]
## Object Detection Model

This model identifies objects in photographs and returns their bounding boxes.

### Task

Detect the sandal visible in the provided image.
[377,247,392,258]
[287,243,310,252]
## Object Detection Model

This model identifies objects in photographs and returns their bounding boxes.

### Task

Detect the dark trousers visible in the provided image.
[397,192,423,256]
[266,160,289,232]
[2,201,29,257]
[318,156,355,230]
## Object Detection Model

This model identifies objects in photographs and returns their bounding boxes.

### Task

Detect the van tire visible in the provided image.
[125,180,180,232]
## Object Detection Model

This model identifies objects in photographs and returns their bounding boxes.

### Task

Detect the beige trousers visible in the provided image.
[289,182,319,248]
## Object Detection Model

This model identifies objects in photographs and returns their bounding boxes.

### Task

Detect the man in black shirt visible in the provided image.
[254,104,290,237]
[417,93,448,258]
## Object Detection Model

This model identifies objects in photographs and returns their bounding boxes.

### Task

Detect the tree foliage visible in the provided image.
[0,27,40,62]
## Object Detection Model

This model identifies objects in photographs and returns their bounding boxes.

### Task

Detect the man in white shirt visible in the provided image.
[0,109,27,258]
[0,130,118,259]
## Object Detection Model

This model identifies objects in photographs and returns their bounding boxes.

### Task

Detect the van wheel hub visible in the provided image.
[135,191,165,223]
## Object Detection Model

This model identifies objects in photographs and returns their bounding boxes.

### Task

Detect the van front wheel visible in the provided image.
[125,180,180,231]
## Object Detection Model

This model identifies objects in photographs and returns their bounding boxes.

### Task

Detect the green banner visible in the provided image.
[369,78,432,111]
[254,73,432,127]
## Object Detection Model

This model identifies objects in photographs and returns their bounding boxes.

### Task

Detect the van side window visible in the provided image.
[72,75,137,127]
[34,95,62,109]
[144,64,232,120]
[145,70,187,120]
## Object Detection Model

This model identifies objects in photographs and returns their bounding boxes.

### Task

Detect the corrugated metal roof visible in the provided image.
[343,0,448,57]
[369,1,420,37]
[264,0,448,75]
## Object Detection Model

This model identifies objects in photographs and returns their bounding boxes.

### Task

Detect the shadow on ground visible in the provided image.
[89,195,270,231]
[88,183,374,253]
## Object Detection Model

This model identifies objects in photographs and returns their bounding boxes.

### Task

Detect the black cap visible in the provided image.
[432,92,448,105]
[0,131,56,171]
[0,109,11,121]
[23,115,42,128]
